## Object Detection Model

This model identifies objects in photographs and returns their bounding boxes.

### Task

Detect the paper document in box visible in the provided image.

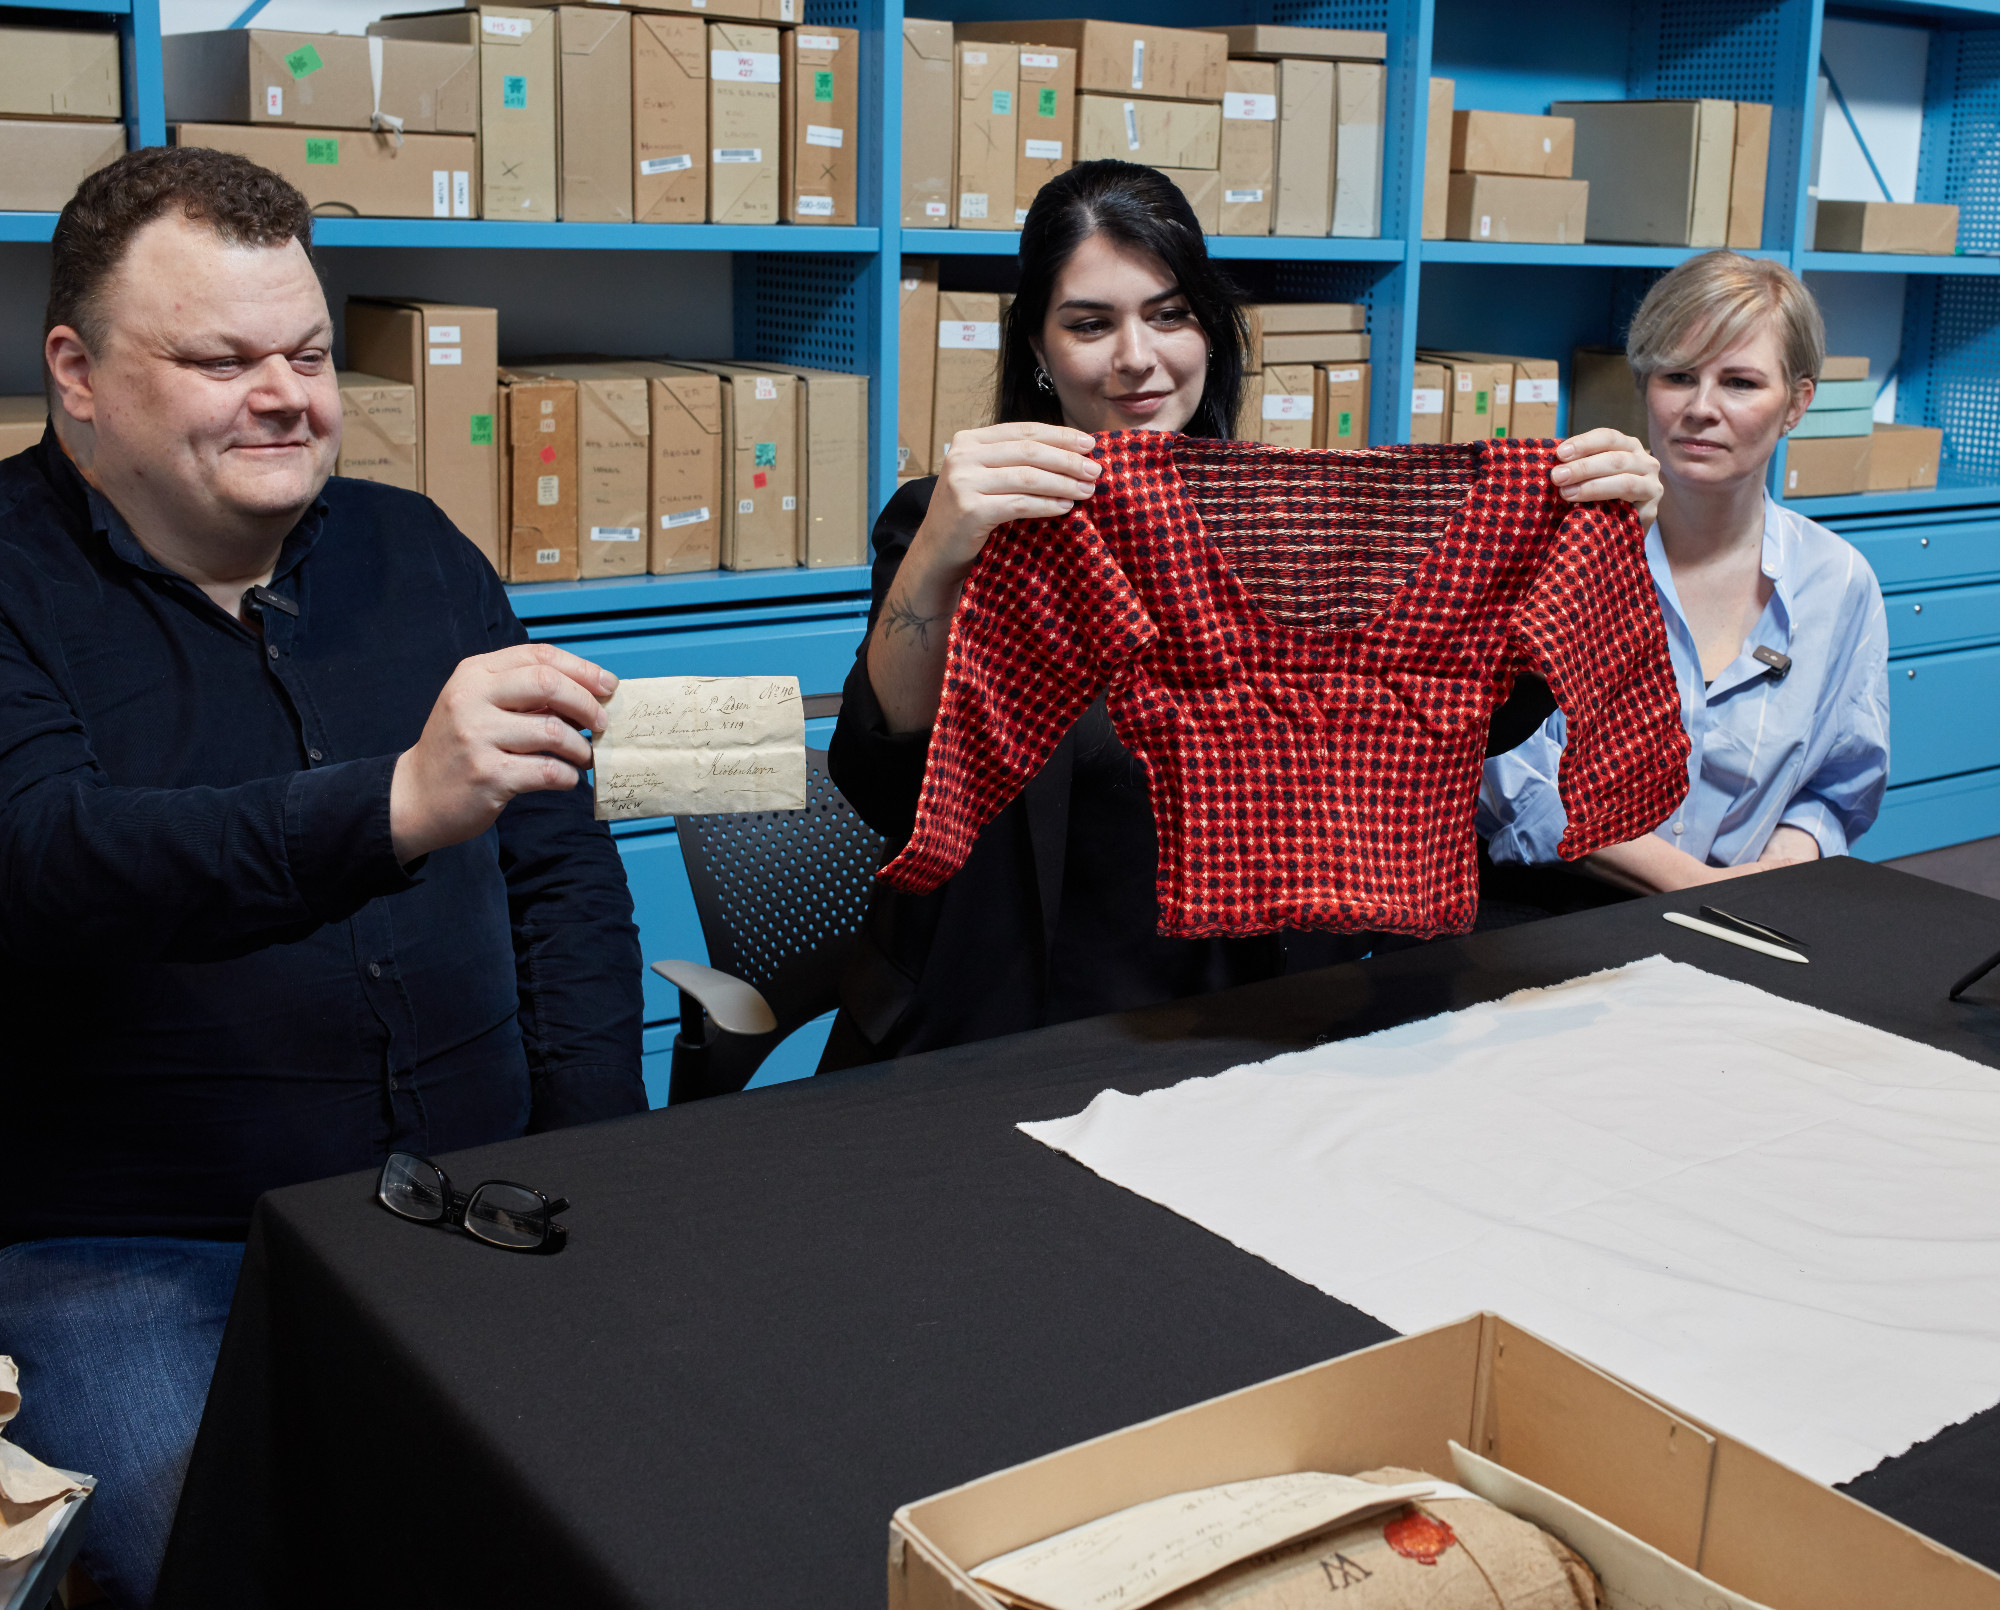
[591,675,806,820]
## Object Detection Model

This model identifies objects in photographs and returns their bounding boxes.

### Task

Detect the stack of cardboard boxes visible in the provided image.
[159,6,858,226]
[894,258,1015,479]
[1440,104,1588,246]
[0,24,127,212]
[1781,357,1944,497]
[1409,351,1560,444]
[1239,303,1370,448]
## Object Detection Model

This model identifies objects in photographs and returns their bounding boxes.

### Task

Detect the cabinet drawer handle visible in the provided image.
[1921,537,1930,547]
[1913,603,1923,613]
[1908,668,1916,679]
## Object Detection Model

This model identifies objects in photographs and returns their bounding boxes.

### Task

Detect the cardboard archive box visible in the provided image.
[1263,331,1367,364]
[336,370,419,491]
[732,362,869,567]
[344,299,501,566]
[0,120,125,211]
[1430,352,1560,440]
[959,20,1225,103]
[1219,61,1276,236]
[1450,109,1573,178]
[1077,94,1220,169]
[1317,362,1368,450]
[902,17,955,226]
[632,13,706,222]
[1815,200,1960,255]
[370,8,557,220]
[1822,354,1870,382]
[1782,434,1873,498]
[933,290,1003,469]
[1728,102,1770,248]
[898,259,940,478]
[888,1312,2000,1610]
[781,27,858,224]
[165,30,373,127]
[0,26,121,120]
[1242,301,1365,371]
[1409,359,1445,444]
[1550,99,1735,248]
[660,362,799,570]
[555,8,632,222]
[1332,62,1383,237]
[1273,58,1333,237]
[1152,167,1219,234]
[709,21,781,224]
[516,363,653,577]
[1446,172,1588,244]
[1014,45,1076,226]
[1259,364,1316,449]
[956,42,1019,228]
[372,37,479,134]
[615,360,722,573]
[0,397,47,457]
[172,123,476,219]
[1867,423,1943,491]
[1199,24,1385,62]
[1569,346,1648,444]
[1422,76,1452,240]
[498,368,580,583]
[1420,352,1502,442]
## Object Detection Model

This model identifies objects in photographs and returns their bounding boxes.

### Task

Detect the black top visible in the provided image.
[0,430,643,1244]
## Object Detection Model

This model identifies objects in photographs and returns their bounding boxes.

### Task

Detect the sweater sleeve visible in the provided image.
[877,505,1156,893]
[1505,497,1689,861]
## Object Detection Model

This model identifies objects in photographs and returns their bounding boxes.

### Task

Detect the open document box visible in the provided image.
[888,1313,2000,1610]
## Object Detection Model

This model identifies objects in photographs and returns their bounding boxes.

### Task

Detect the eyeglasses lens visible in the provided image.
[465,1183,547,1249]
[380,1153,448,1223]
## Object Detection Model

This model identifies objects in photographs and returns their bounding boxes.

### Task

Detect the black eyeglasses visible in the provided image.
[375,1151,570,1254]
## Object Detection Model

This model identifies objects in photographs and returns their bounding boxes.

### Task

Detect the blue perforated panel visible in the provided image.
[1627,0,1785,103]
[1918,31,2000,254]
[1900,277,2000,484]
[1266,0,1389,27]
[733,253,868,370]
[803,0,860,26]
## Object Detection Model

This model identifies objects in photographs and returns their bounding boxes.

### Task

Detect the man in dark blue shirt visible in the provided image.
[0,149,642,1606]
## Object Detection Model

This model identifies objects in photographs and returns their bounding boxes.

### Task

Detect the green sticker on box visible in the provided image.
[285,42,323,78]
[1474,390,1489,415]
[470,414,494,446]
[992,89,1012,115]
[304,137,338,165]
[754,442,776,467]
[503,74,527,109]
[814,69,834,102]
[1493,425,1508,438]
[1337,410,1352,438]
[1038,86,1057,117]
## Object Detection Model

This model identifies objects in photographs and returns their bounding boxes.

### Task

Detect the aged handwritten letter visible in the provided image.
[591,675,807,820]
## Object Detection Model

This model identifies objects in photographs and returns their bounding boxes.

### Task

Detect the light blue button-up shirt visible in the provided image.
[1480,492,1890,866]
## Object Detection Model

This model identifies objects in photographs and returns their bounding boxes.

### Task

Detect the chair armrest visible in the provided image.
[650,959,778,1037]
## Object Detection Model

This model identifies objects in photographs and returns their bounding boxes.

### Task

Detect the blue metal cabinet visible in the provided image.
[1886,644,2000,786]
[1881,582,2000,657]
[1843,516,2000,593]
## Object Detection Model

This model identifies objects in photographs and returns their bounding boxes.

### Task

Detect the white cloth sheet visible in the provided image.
[1020,956,2000,1485]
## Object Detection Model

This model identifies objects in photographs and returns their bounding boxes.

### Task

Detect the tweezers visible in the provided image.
[1700,905,1808,951]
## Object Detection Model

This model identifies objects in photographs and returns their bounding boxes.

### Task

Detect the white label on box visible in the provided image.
[782,495,797,510]
[897,444,911,468]
[1262,394,1312,420]
[428,347,462,366]
[1021,51,1058,68]
[1224,188,1264,204]
[806,124,844,148]
[266,85,283,115]
[540,399,554,413]
[432,170,450,217]
[959,192,988,219]
[1494,382,1510,406]
[901,278,921,292]
[1015,207,1029,225]
[663,506,711,528]
[925,200,948,218]
[537,475,560,506]
[1787,469,1798,489]
[592,526,643,542]
[1123,101,1140,151]
[1024,138,1063,160]
[482,14,530,38]
[539,418,556,432]
[452,171,471,217]
[962,50,987,65]
[1323,367,1362,383]
[1542,136,1552,152]
[754,377,778,399]
[778,0,794,19]
[1131,38,1144,90]
[535,546,560,564]
[641,154,693,175]
[712,50,780,83]
[429,325,461,344]
[1516,377,1559,405]
[691,0,705,8]
[1456,372,1472,392]
[714,148,763,163]
[798,33,840,49]
[1479,213,1491,237]
[738,498,755,514]
[797,194,835,215]
[939,320,1000,350]
[1411,387,1444,415]
[1224,92,1277,121]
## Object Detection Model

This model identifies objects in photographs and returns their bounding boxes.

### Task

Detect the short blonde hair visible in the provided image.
[1625,250,1825,394]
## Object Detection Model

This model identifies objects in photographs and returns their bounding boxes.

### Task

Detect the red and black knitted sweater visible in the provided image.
[880,432,1689,938]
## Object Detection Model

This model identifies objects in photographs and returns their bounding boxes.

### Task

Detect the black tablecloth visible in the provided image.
[157,857,2000,1609]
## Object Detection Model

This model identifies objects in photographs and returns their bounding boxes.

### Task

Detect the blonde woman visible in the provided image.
[1480,250,1890,893]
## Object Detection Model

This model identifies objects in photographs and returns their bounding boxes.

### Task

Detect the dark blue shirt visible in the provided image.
[0,429,644,1243]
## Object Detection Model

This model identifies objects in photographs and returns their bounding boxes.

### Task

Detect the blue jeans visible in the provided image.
[0,1237,244,1610]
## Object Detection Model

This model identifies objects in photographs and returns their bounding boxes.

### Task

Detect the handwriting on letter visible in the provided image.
[591,675,807,821]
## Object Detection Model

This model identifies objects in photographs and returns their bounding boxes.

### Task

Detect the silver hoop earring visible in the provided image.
[1033,367,1055,394]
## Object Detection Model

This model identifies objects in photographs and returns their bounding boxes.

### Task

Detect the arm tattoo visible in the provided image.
[882,590,946,651]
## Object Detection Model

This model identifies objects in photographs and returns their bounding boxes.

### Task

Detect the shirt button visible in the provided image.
[1672,822,1685,835]
[266,643,279,660]
[308,748,323,762]
[368,962,382,978]
[388,1075,399,1092]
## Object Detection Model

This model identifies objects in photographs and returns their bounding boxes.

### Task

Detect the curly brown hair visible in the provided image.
[46,145,314,355]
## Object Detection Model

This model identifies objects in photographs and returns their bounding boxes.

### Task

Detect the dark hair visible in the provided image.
[998,160,1247,439]
[46,146,314,355]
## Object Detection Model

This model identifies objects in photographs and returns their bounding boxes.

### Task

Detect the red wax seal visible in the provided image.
[1383,1507,1457,1565]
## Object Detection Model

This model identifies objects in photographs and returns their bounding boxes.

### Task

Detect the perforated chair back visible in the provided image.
[671,748,885,1098]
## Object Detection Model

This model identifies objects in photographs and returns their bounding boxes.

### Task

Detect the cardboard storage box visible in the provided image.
[1014,45,1075,227]
[172,123,476,219]
[1259,363,1316,449]
[1815,200,1959,256]
[1243,301,1364,370]
[632,13,706,223]
[0,397,45,458]
[1199,24,1384,61]
[1422,76,1452,240]
[1867,423,1942,491]
[1421,352,1502,442]
[1570,346,1648,444]
[733,362,868,568]
[1263,331,1368,364]
[708,20,781,224]
[617,360,722,573]
[555,8,631,222]
[897,259,940,477]
[1822,354,1870,382]
[1274,58,1333,237]
[517,362,653,578]
[1728,102,1770,249]
[933,290,1003,469]
[959,20,1224,103]
[1446,173,1588,244]
[1409,359,1445,444]
[781,27,858,224]
[661,361,799,570]
[902,17,955,226]
[1332,62,1383,237]
[371,8,557,220]
[372,37,478,134]
[1078,94,1220,171]
[498,367,580,583]
[1550,98,1734,248]
[0,119,125,211]
[344,299,500,566]
[956,41,1018,228]
[1450,108,1572,178]
[1431,352,1559,440]
[165,29,373,127]
[1317,362,1368,450]
[888,1312,2000,1610]
[1152,166,1219,234]
[1218,60,1275,236]
[1782,433,1872,498]
[336,370,419,491]
[1,26,122,121]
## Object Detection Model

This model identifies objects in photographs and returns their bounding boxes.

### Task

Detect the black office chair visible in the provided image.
[651,740,885,1104]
